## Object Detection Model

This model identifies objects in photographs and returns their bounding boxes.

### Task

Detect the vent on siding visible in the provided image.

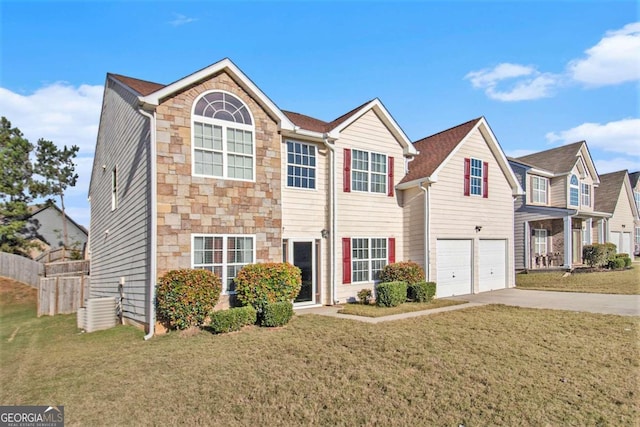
[83,297,117,333]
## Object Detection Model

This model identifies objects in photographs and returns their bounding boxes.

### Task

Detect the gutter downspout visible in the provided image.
[322,135,337,304]
[419,182,431,281]
[139,107,157,341]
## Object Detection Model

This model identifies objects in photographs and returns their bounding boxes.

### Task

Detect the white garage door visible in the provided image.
[436,240,472,298]
[479,239,507,292]
[622,232,632,255]
[609,232,621,252]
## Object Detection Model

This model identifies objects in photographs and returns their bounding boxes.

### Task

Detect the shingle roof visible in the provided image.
[514,141,585,174]
[629,171,640,188]
[594,170,628,213]
[399,118,482,184]
[109,73,165,96]
[283,99,374,133]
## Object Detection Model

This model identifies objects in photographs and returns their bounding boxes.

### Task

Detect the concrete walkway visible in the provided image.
[297,288,639,323]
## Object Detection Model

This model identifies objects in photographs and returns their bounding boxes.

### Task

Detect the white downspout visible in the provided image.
[139,107,157,340]
[322,135,337,304]
[420,182,431,281]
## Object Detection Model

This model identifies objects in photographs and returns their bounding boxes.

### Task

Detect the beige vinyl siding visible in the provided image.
[335,110,406,303]
[89,79,152,324]
[428,128,515,290]
[549,176,567,208]
[402,186,425,270]
[281,140,330,304]
[608,184,636,259]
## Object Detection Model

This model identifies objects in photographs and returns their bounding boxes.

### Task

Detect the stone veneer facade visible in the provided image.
[154,71,282,307]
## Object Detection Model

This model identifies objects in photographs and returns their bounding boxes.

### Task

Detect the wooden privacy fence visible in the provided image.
[0,252,44,288]
[44,260,90,277]
[38,275,91,316]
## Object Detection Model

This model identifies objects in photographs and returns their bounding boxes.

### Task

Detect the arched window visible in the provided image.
[569,174,579,206]
[192,91,254,180]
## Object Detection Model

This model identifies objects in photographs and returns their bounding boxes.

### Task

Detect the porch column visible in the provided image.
[564,216,572,269]
[524,222,531,269]
[585,218,592,245]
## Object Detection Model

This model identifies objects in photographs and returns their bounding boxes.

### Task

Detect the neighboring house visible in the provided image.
[28,204,88,260]
[89,58,419,331]
[594,170,638,260]
[397,118,523,298]
[508,142,610,270]
[627,171,640,255]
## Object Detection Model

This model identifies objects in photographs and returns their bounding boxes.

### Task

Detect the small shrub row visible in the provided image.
[376,281,408,307]
[260,301,294,327]
[408,282,436,302]
[209,306,257,334]
[379,261,425,285]
[609,254,631,269]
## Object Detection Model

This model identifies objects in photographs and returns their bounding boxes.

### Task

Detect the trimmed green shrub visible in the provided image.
[357,288,373,305]
[260,301,294,327]
[379,262,425,285]
[234,263,302,310]
[408,282,436,302]
[608,257,626,270]
[209,306,257,334]
[156,269,222,330]
[583,243,618,268]
[615,254,632,268]
[376,281,408,307]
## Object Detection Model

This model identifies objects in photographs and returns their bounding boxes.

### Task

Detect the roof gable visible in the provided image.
[514,141,600,183]
[109,74,165,96]
[398,117,522,195]
[595,170,639,217]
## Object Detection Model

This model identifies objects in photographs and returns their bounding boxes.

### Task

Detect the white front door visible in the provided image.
[479,239,507,292]
[436,240,472,298]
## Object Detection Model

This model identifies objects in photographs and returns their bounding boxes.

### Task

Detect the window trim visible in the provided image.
[469,158,483,196]
[285,140,317,190]
[191,234,256,295]
[350,237,389,284]
[569,174,580,206]
[581,183,591,207]
[533,229,547,255]
[351,149,387,195]
[531,175,548,205]
[191,90,256,182]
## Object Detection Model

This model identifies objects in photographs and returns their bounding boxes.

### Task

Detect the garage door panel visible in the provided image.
[436,240,472,298]
[479,239,506,292]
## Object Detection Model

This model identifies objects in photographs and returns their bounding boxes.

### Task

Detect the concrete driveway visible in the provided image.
[447,288,640,316]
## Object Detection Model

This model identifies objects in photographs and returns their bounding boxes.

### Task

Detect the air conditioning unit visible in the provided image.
[81,297,117,333]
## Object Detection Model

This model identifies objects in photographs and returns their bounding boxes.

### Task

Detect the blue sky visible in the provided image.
[1,1,638,227]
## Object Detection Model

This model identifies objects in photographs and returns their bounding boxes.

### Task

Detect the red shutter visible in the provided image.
[343,148,351,192]
[464,158,470,196]
[388,238,396,264]
[342,238,351,284]
[483,161,489,198]
[388,157,395,197]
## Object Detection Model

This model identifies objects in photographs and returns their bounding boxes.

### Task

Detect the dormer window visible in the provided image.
[569,174,579,206]
[192,91,254,181]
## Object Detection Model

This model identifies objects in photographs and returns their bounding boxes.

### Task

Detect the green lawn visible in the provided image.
[338,299,466,317]
[516,266,640,294]
[1,277,638,426]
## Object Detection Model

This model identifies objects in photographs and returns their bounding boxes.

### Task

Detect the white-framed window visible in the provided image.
[533,229,547,255]
[470,158,483,196]
[581,183,591,207]
[531,176,548,204]
[352,149,387,194]
[286,141,316,189]
[352,238,388,283]
[192,234,255,294]
[111,167,118,211]
[634,191,640,212]
[635,226,640,246]
[192,91,254,181]
[569,175,579,206]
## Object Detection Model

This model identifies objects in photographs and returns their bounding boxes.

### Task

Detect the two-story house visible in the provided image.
[89,58,420,333]
[594,170,638,260]
[508,142,611,270]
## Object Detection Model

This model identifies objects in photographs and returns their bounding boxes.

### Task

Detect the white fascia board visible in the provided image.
[281,128,326,142]
[396,176,438,190]
[477,119,524,196]
[578,142,600,184]
[330,99,417,155]
[527,168,555,178]
[138,58,296,131]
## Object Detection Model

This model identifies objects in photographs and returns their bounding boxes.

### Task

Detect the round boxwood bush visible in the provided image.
[379,261,425,285]
[156,269,222,330]
[234,263,302,309]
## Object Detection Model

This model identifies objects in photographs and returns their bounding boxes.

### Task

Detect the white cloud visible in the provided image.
[506,149,536,158]
[464,63,559,101]
[594,157,640,175]
[545,118,640,156]
[0,83,102,227]
[568,22,640,86]
[169,13,197,27]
